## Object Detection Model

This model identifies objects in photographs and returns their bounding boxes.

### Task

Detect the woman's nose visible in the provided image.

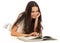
[34,12,38,15]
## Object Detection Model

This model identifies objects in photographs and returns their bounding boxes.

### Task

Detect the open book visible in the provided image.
[17,36,56,42]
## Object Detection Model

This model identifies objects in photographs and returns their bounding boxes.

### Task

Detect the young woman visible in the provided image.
[11,1,43,37]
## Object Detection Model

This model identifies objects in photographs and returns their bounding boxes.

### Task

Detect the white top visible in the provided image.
[17,20,24,33]
[16,14,25,33]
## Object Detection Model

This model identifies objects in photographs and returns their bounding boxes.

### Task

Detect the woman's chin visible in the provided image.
[32,18,36,19]
[32,17,36,19]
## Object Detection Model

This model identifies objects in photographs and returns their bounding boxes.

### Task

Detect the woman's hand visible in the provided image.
[29,32,39,36]
[36,13,40,19]
[34,13,40,32]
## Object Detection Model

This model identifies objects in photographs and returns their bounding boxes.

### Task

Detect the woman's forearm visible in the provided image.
[11,25,29,37]
[34,18,38,32]
[11,31,29,37]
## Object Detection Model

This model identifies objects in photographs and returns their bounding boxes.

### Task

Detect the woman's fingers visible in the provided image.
[34,33,39,36]
[36,13,40,19]
[37,13,40,17]
[29,32,39,36]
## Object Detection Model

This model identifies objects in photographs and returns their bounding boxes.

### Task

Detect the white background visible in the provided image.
[0,0,60,43]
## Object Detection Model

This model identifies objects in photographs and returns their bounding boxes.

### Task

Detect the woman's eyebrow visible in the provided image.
[31,11,35,13]
[32,10,38,12]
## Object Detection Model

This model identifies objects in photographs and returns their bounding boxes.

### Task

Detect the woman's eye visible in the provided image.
[36,11,39,12]
[31,11,34,13]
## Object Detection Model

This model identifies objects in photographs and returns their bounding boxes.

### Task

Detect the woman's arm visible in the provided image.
[11,25,39,37]
[33,13,43,37]
[34,13,40,32]
[34,18,38,32]
[11,25,29,37]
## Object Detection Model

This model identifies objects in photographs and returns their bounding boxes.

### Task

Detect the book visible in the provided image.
[17,36,56,42]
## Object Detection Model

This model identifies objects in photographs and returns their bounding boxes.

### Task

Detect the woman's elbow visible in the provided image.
[11,31,15,36]
[11,25,18,36]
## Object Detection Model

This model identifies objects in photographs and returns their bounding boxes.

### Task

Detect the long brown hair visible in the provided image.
[12,1,43,34]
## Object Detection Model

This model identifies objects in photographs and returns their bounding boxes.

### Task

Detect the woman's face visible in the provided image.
[31,6,40,19]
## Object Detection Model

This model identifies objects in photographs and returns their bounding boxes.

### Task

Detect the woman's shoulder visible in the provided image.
[17,12,25,19]
[17,13,23,19]
[16,12,25,26]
